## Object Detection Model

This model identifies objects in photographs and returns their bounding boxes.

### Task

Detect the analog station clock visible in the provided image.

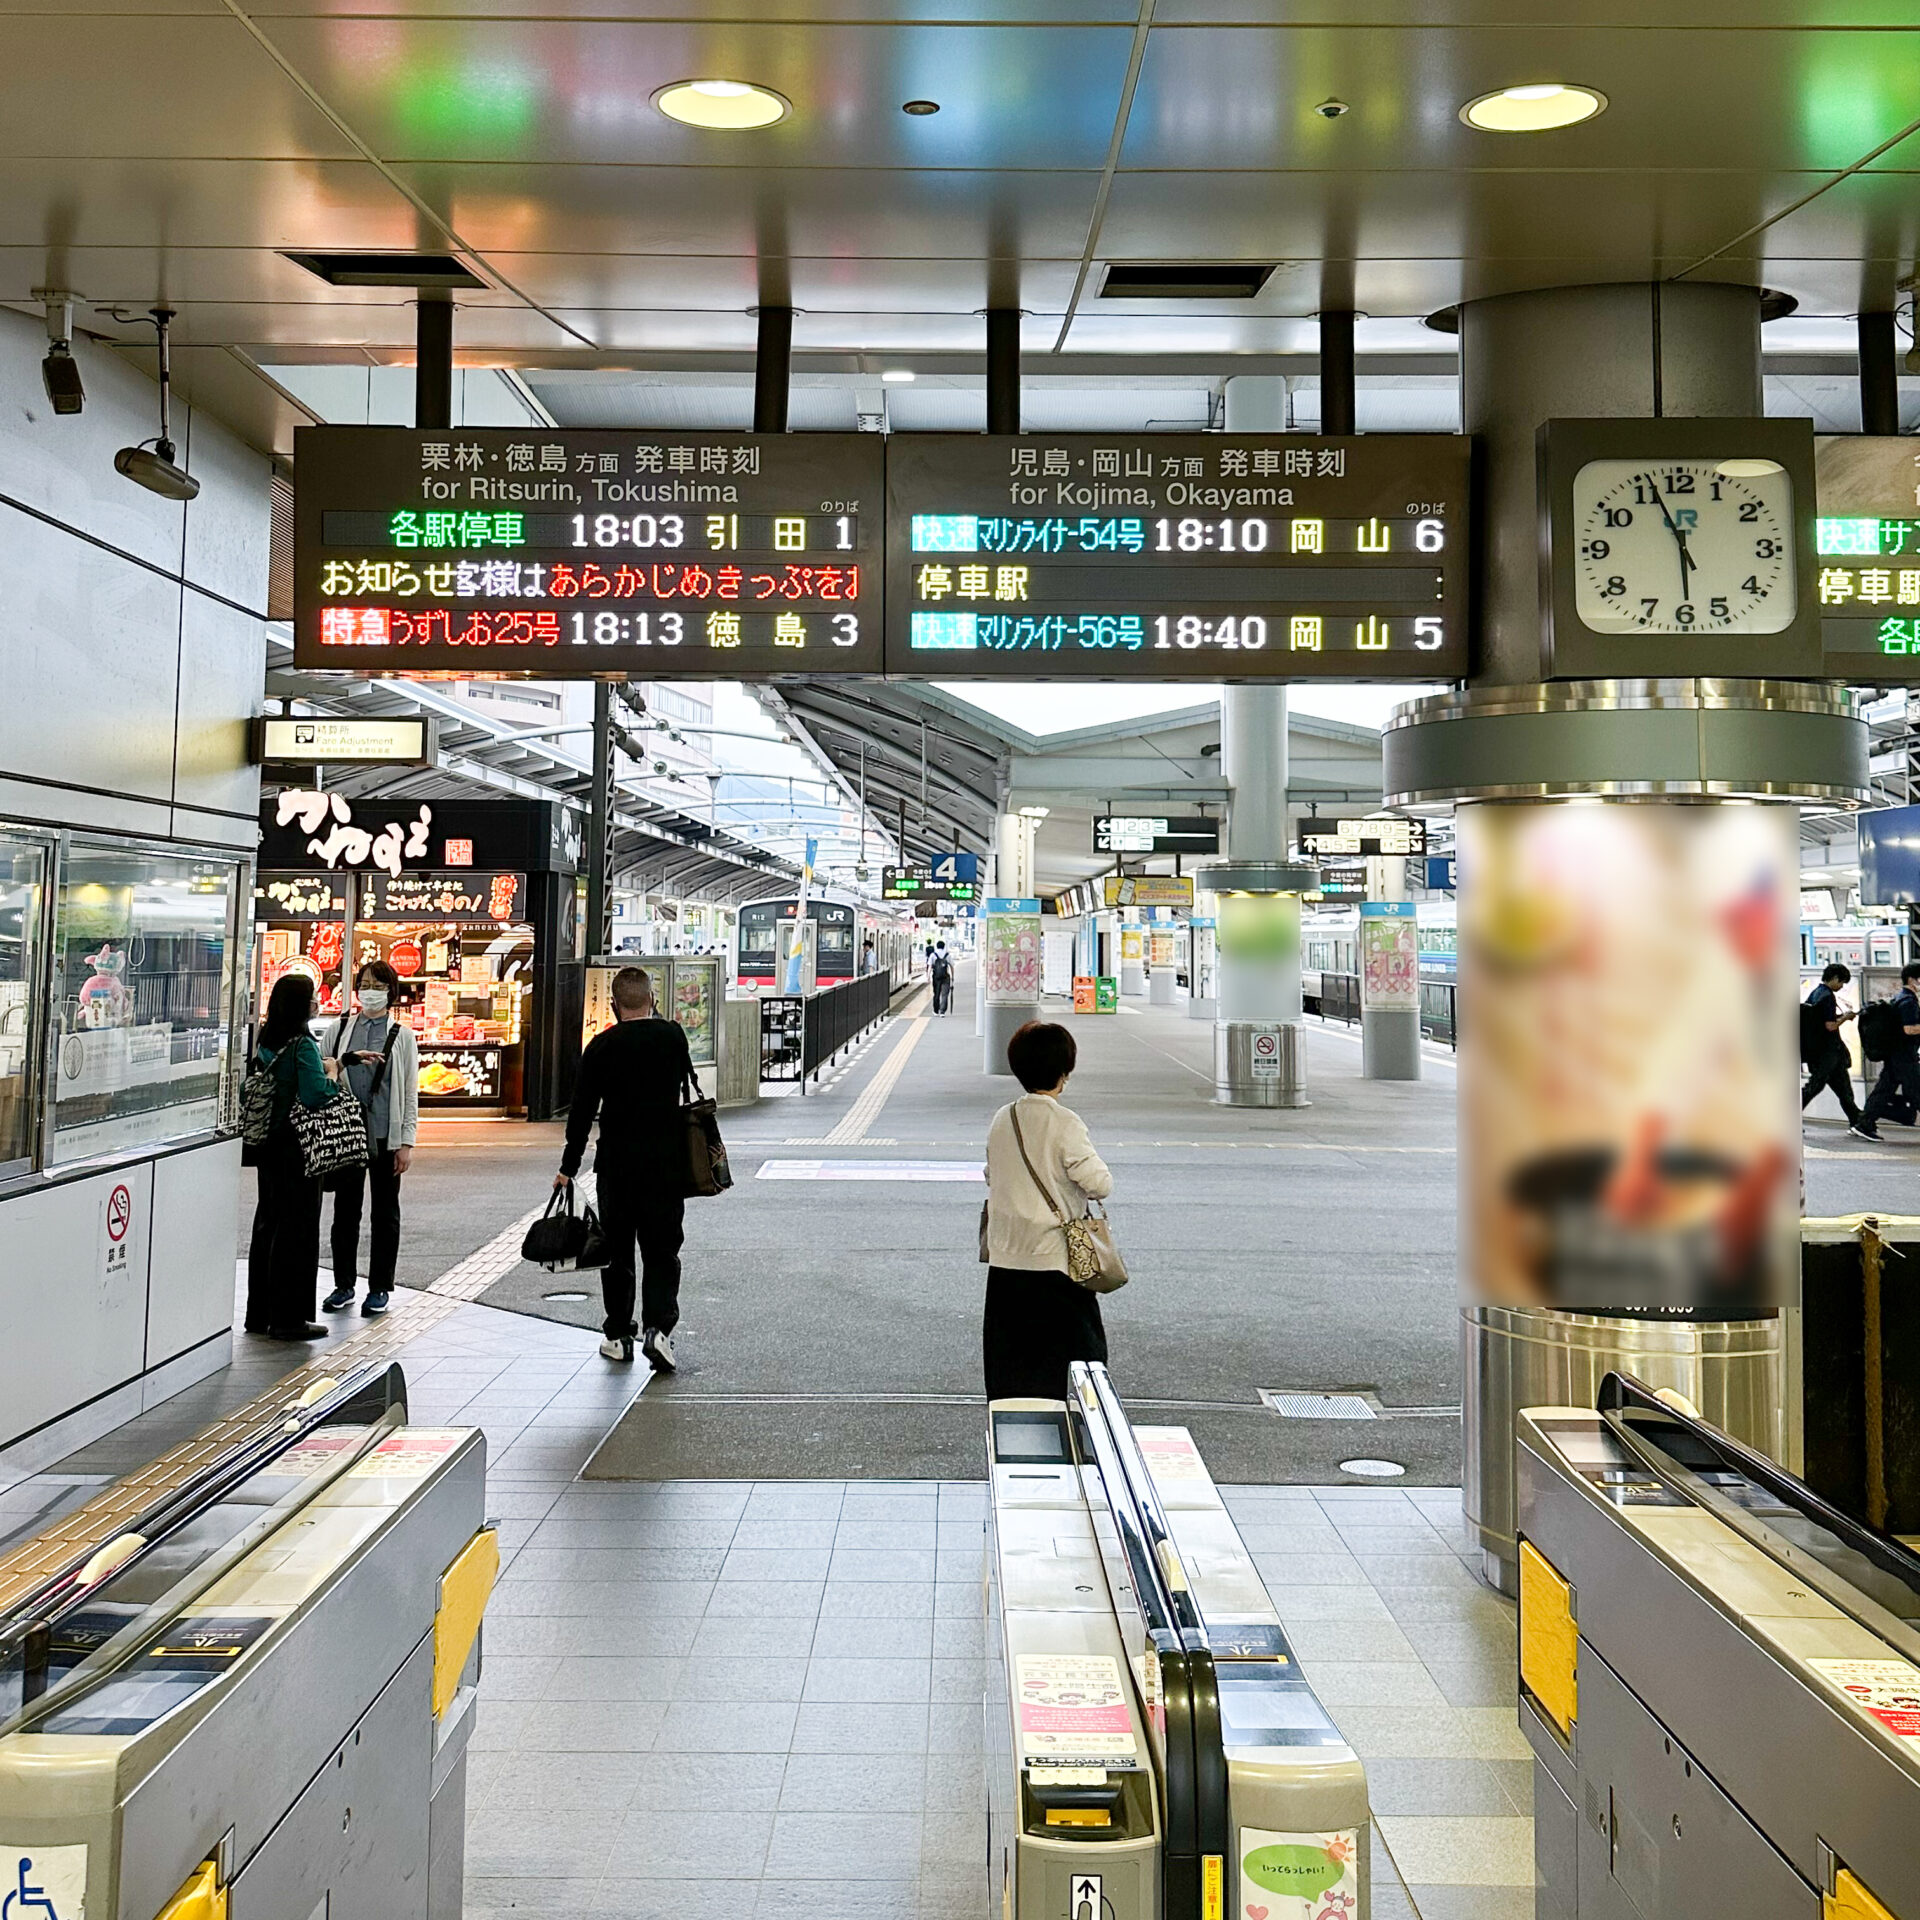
[1539,418,1820,679]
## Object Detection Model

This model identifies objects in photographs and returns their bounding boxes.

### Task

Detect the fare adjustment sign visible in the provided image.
[885,434,1470,680]
[294,427,883,676]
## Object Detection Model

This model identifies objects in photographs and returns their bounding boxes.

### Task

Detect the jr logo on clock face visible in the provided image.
[1572,458,1796,635]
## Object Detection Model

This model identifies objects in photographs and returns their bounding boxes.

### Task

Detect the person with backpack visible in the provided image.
[931,942,954,1015]
[243,972,336,1341]
[321,959,421,1318]
[1801,963,1868,1137]
[1858,961,1920,1142]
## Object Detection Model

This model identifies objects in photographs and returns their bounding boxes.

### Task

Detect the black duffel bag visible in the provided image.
[522,1187,591,1269]
[682,1069,733,1198]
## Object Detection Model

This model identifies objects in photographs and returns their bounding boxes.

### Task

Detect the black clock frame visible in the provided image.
[1537,416,1822,681]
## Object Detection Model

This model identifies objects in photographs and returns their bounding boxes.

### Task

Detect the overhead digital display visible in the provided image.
[881,865,978,903]
[293,428,884,677]
[883,434,1470,680]
[1815,436,1920,681]
[1094,815,1220,855]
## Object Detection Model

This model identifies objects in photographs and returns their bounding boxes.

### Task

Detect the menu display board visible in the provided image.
[295,428,884,677]
[418,1044,504,1103]
[885,434,1470,680]
[1815,436,1920,680]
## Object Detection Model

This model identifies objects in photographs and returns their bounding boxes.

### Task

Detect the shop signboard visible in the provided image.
[984,897,1042,1006]
[886,433,1470,680]
[259,794,577,876]
[1815,436,1920,681]
[1359,901,1420,1012]
[1103,875,1195,909]
[256,874,350,919]
[1093,815,1220,856]
[295,427,884,677]
[1301,816,1427,857]
[359,871,526,925]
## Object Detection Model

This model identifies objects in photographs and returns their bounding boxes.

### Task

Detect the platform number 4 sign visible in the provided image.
[932,855,958,883]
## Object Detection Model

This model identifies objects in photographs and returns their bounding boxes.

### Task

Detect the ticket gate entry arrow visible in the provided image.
[1072,1872,1102,1920]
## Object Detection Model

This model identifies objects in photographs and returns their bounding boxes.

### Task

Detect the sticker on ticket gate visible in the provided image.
[1808,1657,1920,1739]
[1015,1653,1139,1767]
[1135,1428,1210,1483]
[1241,1826,1359,1917]
[0,1843,88,1919]
[349,1431,464,1477]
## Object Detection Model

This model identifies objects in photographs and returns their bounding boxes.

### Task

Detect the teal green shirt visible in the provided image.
[256,1034,331,1129]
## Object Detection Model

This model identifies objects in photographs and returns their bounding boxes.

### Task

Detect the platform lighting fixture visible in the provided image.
[113,307,199,502]
[36,289,83,414]
[653,79,790,129]
[1017,805,1050,820]
[881,369,916,383]
[1459,83,1606,132]
[902,99,940,116]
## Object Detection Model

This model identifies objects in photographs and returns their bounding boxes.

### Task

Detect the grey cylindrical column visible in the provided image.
[986,309,1021,435]
[1318,309,1356,437]
[984,809,1036,1074]
[754,305,793,434]
[1859,311,1900,438]
[415,294,453,430]
[1462,281,1762,685]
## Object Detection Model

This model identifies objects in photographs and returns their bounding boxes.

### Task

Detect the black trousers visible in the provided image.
[246,1130,322,1333]
[1802,1042,1863,1123]
[933,975,953,1013]
[982,1265,1107,1402]
[595,1156,686,1340]
[330,1148,403,1294]
[1865,1049,1920,1124]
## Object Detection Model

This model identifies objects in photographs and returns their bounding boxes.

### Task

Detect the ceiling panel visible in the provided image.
[89,299,580,351]
[2,17,363,159]
[1121,26,1920,175]
[254,18,1134,170]
[392,163,1102,260]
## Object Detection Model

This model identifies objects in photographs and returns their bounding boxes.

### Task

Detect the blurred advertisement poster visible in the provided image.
[985,901,1041,1006]
[1360,901,1419,1012]
[1459,802,1796,1319]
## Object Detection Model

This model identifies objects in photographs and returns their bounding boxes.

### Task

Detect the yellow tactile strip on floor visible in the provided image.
[0,1288,460,1615]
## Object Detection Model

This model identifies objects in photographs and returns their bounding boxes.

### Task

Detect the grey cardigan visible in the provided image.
[323,1014,421,1149]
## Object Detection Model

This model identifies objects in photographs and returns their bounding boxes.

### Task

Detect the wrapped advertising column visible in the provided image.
[1458,798,1799,1583]
[1359,899,1421,1081]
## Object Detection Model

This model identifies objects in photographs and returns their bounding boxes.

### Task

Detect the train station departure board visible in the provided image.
[883,434,1471,680]
[293,428,884,677]
[1815,436,1920,683]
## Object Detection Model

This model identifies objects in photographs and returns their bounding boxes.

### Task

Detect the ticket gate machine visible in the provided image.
[0,1361,495,1920]
[1517,1372,1920,1920]
[987,1362,1372,1920]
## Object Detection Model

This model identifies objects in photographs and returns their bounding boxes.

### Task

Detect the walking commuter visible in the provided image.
[981,1021,1114,1400]
[1859,961,1920,1142]
[557,965,694,1369]
[322,960,420,1318]
[243,973,334,1342]
[1800,963,1868,1137]
[930,943,954,1015]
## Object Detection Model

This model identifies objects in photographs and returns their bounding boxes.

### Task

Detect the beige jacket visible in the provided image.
[983,1092,1114,1272]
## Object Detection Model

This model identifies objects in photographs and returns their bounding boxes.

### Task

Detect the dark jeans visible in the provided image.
[246,1130,322,1333]
[330,1148,403,1294]
[1865,1049,1920,1124]
[595,1156,686,1340]
[1802,1042,1863,1123]
[933,975,953,1013]
[982,1265,1107,1402]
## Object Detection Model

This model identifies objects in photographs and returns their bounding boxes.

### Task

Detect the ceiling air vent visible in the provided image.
[282,251,486,290]
[1100,262,1276,300]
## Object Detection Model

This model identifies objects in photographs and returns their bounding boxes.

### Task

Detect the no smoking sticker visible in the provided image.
[106,1185,131,1242]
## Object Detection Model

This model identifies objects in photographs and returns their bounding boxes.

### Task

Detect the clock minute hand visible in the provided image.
[1645,474,1692,602]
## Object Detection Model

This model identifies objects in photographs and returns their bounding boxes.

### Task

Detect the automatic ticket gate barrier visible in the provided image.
[1517,1372,1920,1920]
[0,1361,496,1920]
[987,1363,1371,1920]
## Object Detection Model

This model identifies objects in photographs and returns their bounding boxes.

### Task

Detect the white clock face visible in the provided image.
[1572,458,1796,635]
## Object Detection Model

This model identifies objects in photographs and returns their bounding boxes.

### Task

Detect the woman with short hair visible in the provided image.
[244,972,335,1341]
[980,1020,1116,1400]
[322,958,421,1317]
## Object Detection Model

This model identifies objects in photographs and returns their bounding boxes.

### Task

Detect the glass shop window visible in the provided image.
[0,838,48,1175]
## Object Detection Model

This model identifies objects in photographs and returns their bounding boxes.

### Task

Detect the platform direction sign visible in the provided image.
[293,427,884,677]
[885,433,1471,681]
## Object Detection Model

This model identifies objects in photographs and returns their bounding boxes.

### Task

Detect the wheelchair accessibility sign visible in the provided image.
[2,1846,87,1920]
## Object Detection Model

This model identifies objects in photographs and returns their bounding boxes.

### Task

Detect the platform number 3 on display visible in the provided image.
[1538,418,1821,681]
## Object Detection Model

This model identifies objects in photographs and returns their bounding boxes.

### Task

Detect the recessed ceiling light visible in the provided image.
[880,369,915,383]
[1459,82,1606,133]
[902,99,940,116]
[654,79,790,130]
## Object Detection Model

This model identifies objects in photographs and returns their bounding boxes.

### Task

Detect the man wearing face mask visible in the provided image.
[322,959,421,1316]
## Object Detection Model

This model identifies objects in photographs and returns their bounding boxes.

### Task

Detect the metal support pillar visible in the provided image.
[587,681,615,958]
[754,305,793,434]
[984,808,1036,1075]
[1860,310,1901,438]
[1318,309,1356,436]
[415,294,453,430]
[986,309,1020,435]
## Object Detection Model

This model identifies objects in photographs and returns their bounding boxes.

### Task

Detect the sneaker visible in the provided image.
[322,1287,355,1312]
[641,1327,677,1374]
[361,1291,391,1317]
[1850,1122,1883,1141]
[599,1335,635,1363]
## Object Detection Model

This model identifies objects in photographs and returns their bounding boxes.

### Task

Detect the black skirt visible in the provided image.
[983,1265,1108,1402]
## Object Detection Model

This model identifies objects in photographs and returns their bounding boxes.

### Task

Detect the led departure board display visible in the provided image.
[883,434,1470,680]
[1814,436,1920,681]
[293,428,884,677]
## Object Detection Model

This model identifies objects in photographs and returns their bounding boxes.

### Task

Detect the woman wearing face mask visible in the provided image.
[321,959,421,1317]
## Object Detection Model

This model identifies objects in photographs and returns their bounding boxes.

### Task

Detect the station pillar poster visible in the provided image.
[984,898,1042,1006]
[1359,901,1419,1012]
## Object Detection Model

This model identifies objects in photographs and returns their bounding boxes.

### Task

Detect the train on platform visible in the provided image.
[734,895,928,992]
[1301,899,1457,1015]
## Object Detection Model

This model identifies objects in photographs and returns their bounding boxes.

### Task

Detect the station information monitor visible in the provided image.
[884,433,1470,680]
[293,428,884,676]
[1814,436,1920,681]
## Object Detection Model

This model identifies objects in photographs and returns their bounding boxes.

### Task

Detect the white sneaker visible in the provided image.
[599,1335,634,1362]
[641,1327,677,1374]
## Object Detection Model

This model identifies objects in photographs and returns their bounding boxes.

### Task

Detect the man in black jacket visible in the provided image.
[1860,961,1920,1143]
[556,966,692,1369]
[1800,962,1868,1137]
